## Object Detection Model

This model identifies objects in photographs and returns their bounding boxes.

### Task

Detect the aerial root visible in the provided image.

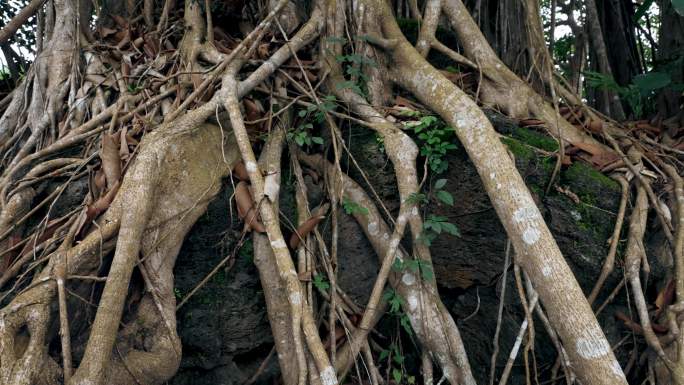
[300,152,474,384]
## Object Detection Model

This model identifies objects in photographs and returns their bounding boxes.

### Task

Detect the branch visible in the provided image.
[0,0,46,45]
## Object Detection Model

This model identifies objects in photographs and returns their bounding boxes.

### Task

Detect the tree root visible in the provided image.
[300,153,475,385]
[0,120,240,385]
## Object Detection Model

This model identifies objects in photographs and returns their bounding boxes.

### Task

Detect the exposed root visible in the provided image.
[300,153,475,384]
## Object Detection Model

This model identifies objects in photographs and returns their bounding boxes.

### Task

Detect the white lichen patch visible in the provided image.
[263,173,280,201]
[513,206,538,223]
[320,366,338,385]
[271,238,287,250]
[522,227,541,245]
[245,161,257,173]
[289,292,302,306]
[575,327,611,359]
[402,273,416,286]
[407,293,418,311]
[368,221,379,236]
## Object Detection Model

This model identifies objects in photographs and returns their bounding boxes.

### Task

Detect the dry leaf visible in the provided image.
[100,134,122,190]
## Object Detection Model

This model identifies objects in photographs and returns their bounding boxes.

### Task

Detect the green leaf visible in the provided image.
[392,258,404,271]
[313,274,330,292]
[392,369,402,384]
[405,259,420,273]
[379,349,389,361]
[434,178,447,189]
[311,136,324,145]
[436,190,454,206]
[632,72,672,92]
[441,222,461,237]
[400,313,413,336]
[298,110,308,117]
[393,352,405,365]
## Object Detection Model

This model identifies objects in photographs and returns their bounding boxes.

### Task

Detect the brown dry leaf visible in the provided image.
[587,120,603,133]
[235,182,265,232]
[119,128,130,159]
[519,118,545,127]
[655,279,675,316]
[98,26,118,38]
[233,162,249,181]
[635,122,660,134]
[257,43,270,59]
[555,185,580,204]
[569,142,619,169]
[86,182,120,221]
[100,134,122,190]
[289,204,330,249]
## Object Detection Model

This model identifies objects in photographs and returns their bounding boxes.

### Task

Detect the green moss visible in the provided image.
[501,137,535,160]
[513,127,559,152]
[564,162,619,197]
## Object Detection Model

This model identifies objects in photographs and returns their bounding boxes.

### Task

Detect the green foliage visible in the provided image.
[383,288,404,314]
[287,125,324,147]
[287,95,337,147]
[174,287,182,300]
[404,115,457,174]
[512,127,559,152]
[433,178,454,206]
[312,274,330,292]
[408,179,453,206]
[333,52,376,96]
[406,192,427,205]
[393,257,435,282]
[290,95,337,147]
[584,70,680,117]
[419,215,460,246]
[382,288,414,336]
[342,197,369,216]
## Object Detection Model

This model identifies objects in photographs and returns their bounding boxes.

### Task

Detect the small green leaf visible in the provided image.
[441,222,461,237]
[434,178,447,189]
[420,264,434,281]
[436,190,454,206]
[392,368,402,384]
[379,349,389,361]
[311,136,324,145]
[400,313,413,336]
[313,274,330,292]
